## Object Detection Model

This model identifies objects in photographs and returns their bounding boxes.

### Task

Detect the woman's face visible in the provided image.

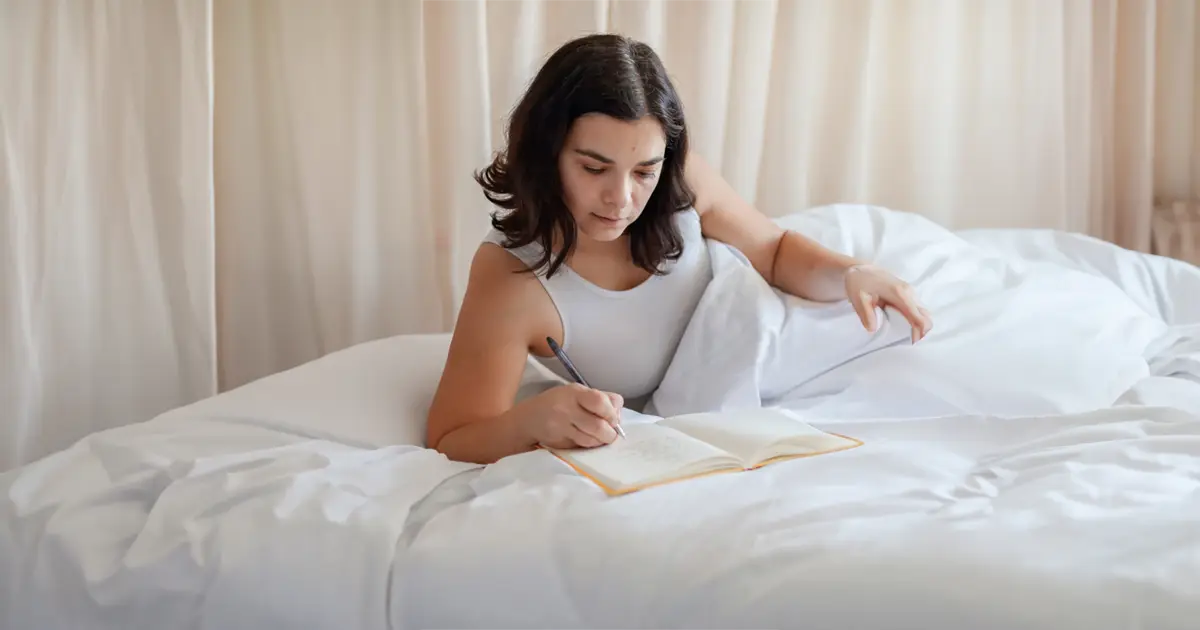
[558,113,667,243]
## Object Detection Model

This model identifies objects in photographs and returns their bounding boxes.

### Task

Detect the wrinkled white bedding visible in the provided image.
[653,205,1200,420]
[3,205,1200,630]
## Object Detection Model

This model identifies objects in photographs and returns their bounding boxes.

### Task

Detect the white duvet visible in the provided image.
[4,205,1200,630]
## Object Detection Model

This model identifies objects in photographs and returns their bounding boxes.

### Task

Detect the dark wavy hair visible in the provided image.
[475,33,695,278]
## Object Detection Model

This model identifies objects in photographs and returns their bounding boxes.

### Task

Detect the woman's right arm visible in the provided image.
[424,245,622,464]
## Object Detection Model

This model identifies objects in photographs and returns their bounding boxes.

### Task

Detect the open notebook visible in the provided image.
[546,408,862,496]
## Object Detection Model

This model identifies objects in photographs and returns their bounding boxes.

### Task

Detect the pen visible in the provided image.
[546,336,627,438]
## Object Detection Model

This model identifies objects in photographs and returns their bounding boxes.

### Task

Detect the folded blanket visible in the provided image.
[648,238,912,416]
[650,204,1178,422]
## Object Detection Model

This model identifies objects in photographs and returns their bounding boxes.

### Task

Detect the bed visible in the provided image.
[3,204,1200,630]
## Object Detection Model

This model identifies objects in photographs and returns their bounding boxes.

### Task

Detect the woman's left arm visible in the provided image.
[686,151,933,342]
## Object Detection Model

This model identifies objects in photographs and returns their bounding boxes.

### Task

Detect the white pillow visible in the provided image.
[157,333,565,448]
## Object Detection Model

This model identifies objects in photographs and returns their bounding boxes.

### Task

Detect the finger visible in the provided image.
[572,415,617,445]
[577,388,619,422]
[851,290,878,332]
[918,306,934,341]
[883,290,925,343]
[567,426,604,449]
[605,392,625,430]
[544,423,598,449]
[574,389,620,441]
[907,304,932,342]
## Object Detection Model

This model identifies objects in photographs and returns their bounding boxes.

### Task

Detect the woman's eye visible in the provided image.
[581,165,655,179]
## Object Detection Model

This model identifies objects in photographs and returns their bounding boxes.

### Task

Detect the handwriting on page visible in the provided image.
[568,428,728,483]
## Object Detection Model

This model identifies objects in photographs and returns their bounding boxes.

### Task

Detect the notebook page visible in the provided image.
[553,423,734,489]
[662,408,850,464]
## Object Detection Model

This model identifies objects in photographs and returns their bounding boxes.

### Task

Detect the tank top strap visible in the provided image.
[481,229,545,272]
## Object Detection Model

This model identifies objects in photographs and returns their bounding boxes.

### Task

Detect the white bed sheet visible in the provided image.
[3,204,1200,630]
[397,205,1200,629]
[401,407,1200,630]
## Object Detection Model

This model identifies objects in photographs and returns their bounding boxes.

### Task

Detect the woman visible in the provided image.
[426,33,932,464]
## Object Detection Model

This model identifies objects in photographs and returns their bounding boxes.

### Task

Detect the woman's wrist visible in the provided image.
[844,261,874,276]
[500,394,544,449]
[772,230,869,301]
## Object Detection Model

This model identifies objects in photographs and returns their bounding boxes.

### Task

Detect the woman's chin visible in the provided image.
[579,222,627,242]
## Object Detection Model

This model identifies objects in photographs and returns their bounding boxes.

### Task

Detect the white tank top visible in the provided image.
[482,208,713,410]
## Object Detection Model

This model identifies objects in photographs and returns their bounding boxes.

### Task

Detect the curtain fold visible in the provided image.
[1155,0,1200,204]
[213,0,449,390]
[4,0,1200,471]
[2,0,214,471]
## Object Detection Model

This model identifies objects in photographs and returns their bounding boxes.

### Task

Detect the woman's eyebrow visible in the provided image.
[573,148,664,166]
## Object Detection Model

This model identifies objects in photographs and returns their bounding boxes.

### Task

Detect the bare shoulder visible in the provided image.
[461,243,556,332]
[425,243,556,447]
[470,242,542,293]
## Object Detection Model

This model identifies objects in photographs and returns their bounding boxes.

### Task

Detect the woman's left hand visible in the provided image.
[844,264,933,344]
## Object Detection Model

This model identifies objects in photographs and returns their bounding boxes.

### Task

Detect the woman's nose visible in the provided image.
[602,178,632,208]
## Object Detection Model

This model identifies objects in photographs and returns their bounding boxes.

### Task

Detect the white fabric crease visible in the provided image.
[4,205,1200,629]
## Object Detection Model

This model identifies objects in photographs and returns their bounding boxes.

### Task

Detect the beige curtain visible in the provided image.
[1,0,215,471]
[3,0,1199,471]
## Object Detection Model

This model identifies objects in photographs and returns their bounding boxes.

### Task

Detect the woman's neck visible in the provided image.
[555,228,630,263]
[574,233,628,258]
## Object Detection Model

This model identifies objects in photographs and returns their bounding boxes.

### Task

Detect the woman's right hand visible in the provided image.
[519,383,624,449]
